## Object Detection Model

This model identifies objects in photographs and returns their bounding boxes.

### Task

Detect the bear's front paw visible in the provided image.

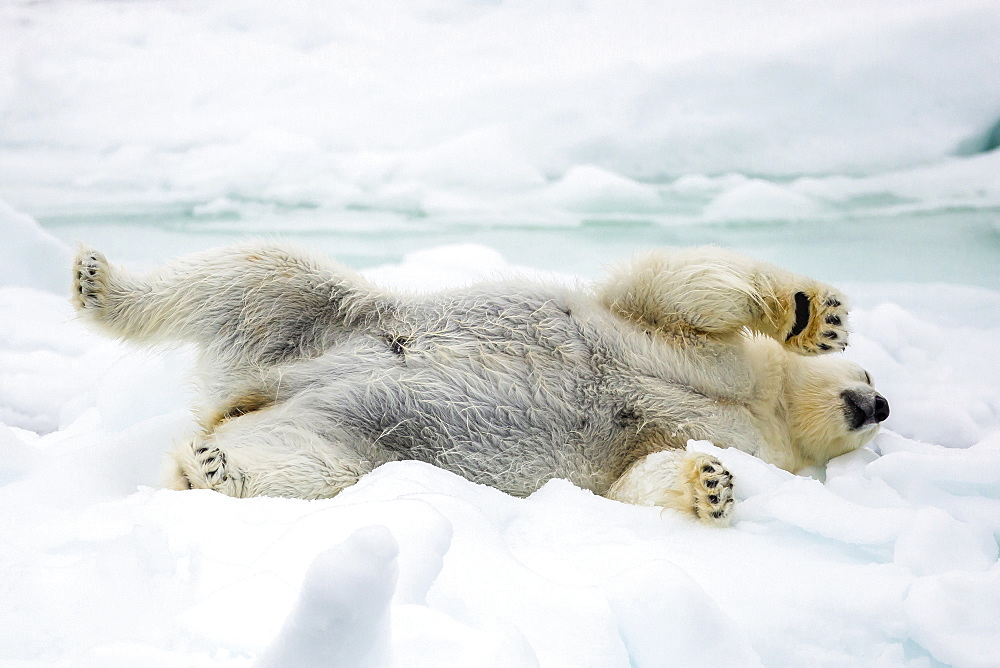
[781,286,849,355]
[72,247,111,314]
[684,454,734,527]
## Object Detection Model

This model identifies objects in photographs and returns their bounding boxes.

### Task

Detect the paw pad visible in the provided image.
[687,454,734,526]
[783,288,849,355]
[188,444,230,486]
[176,438,246,496]
[72,249,110,312]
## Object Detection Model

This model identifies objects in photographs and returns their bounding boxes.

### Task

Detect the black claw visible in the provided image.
[825,315,841,326]
[702,464,715,473]
[195,447,208,455]
[822,331,838,339]
[818,343,832,351]
[711,510,726,519]
[825,297,841,307]
[708,494,719,504]
[705,478,718,489]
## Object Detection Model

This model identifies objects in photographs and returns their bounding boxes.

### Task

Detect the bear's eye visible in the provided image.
[863,370,872,385]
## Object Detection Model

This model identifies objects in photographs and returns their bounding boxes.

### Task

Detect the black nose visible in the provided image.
[843,389,890,430]
[872,393,890,423]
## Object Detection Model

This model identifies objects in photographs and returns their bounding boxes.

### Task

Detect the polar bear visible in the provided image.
[72,242,888,526]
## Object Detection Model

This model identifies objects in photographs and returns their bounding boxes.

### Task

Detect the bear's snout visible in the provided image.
[841,389,890,430]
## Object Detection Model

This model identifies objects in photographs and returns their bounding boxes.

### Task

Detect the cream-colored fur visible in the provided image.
[72,243,887,526]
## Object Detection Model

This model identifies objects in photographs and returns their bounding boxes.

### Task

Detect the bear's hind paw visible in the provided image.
[173,439,245,496]
[193,445,229,486]
[72,247,111,314]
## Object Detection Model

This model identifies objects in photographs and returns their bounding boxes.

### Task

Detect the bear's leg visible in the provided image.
[605,449,735,526]
[167,404,377,499]
[72,241,392,365]
[595,246,850,355]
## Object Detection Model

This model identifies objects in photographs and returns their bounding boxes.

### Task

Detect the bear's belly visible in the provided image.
[279,335,643,495]
[277,328,748,495]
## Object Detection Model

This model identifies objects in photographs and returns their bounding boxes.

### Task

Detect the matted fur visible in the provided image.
[72,242,887,525]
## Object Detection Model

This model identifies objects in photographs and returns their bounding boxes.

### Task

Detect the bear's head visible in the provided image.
[783,353,889,467]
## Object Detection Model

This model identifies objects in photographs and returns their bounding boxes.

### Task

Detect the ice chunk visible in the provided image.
[0,199,71,294]
[362,244,509,291]
[703,179,821,221]
[259,525,399,668]
[362,244,577,292]
[541,165,663,213]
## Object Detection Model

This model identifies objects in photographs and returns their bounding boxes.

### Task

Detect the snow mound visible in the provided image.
[541,165,662,213]
[362,244,578,292]
[703,179,822,221]
[261,526,399,668]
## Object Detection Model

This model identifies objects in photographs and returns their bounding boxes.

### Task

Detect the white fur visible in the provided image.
[72,242,885,525]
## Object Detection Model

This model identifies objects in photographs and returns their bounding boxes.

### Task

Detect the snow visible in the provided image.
[1,0,999,665]
[1,224,999,665]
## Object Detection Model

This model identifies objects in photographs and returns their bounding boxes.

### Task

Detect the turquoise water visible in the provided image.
[38,206,1000,288]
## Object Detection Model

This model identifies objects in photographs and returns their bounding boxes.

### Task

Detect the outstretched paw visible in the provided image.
[72,247,110,314]
[683,454,734,527]
[780,286,849,355]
